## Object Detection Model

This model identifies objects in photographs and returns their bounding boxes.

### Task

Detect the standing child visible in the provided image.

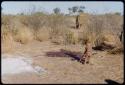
[80,39,92,64]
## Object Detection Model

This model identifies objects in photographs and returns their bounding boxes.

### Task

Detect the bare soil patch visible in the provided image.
[2,41,124,84]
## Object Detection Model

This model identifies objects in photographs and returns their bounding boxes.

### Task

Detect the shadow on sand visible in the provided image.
[45,49,83,61]
[92,46,104,51]
[105,79,123,84]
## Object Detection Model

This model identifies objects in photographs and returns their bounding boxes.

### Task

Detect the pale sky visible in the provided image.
[1,1,124,15]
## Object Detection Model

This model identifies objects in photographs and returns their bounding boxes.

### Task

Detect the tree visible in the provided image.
[78,6,85,13]
[68,6,85,15]
[80,6,85,9]
[78,9,84,13]
[68,8,72,14]
[115,12,121,15]
[53,7,60,14]
[20,13,24,15]
[72,6,79,13]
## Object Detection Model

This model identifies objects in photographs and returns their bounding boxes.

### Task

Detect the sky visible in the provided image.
[1,1,124,15]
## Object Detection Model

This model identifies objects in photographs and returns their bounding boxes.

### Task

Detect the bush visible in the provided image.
[35,27,50,42]
[13,26,34,44]
[108,46,124,54]
[94,33,121,50]
[78,30,95,45]
[2,15,12,26]
[1,13,123,48]
[1,26,15,53]
[64,30,78,45]
[19,14,48,31]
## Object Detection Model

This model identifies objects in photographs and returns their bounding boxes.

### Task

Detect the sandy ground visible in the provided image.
[1,41,124,84]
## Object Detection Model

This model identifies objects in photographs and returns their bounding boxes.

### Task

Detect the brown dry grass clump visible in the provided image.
[34,27,50,42]
[78,29,96,46]
[76,13,90,29]
[108,46,124,54]
[1,26,15,53]
[1,13,123,54]
[13,26,34,44]
[64,30,78,45]
[94,33,121,50]
[108,38,124,54]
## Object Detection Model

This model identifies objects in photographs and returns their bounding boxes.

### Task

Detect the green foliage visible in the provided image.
[53,7,61,14]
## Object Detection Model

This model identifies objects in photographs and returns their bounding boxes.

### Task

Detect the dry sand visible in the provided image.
[1,41,124,84]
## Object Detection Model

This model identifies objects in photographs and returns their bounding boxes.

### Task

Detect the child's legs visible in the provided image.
[86,56,90,63]
[80,55,85,64]
[80,54,86,60]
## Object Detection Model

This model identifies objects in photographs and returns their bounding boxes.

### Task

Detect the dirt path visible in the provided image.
[2,41,124,84]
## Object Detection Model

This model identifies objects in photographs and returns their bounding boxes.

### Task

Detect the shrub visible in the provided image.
[78,29,95,45]
[35,27,50,42]
[94,33,121,50]
[108,46,124,54]
[64,30,78,45]
[13,26,34,44]
[1,26,15,53]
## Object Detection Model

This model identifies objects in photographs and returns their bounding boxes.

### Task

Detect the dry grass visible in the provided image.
[77,13,90,29]
[64,30,78,45]
[78,29,96,45]
[1,13,123,53]
[12,26,34,44]
[94,33,120,47]
[1,26,15,53]
[108,38,124,54]
[108,47,124,54]
[2,15,12,26]
[34,27,50,42]
[18,13,48,31]
[93,32,123,51]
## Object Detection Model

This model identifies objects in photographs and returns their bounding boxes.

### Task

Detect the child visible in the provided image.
[80,39,92,64]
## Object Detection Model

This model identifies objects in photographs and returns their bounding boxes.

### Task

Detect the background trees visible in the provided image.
[68,6,85,15]
[53,7,61,14]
